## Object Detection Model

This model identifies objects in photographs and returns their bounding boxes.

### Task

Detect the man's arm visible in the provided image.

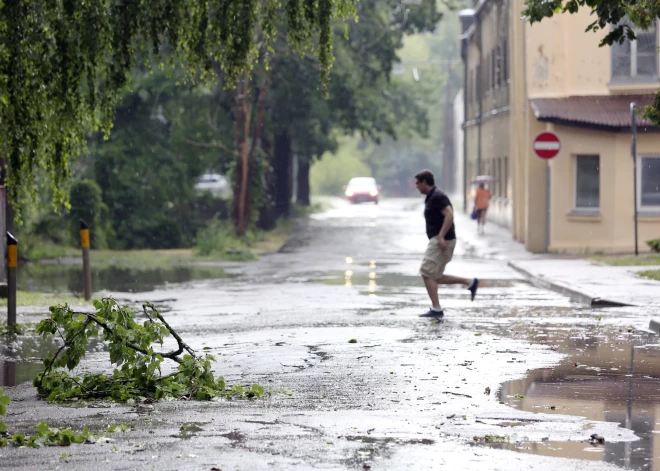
[439,205,454,239]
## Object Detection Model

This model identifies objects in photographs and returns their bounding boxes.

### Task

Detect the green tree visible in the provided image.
[266,0,443,213]
[87,67,229,249]
[0,0,356,214]
[522,0,660,123]
[69,180,112,249]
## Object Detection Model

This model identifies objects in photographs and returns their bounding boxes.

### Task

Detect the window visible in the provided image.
[611,21,658,81]
[468,70,473,104]
[640,156,660,208]
[502,39,509,83]
[575,155,600,209]
[491,49,496,89]
[503,156,509,199]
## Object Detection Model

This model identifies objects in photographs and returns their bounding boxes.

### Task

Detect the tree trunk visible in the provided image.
[233,74,251,236]
[273,131,292,218]
[257,136,277,230]
[296,157,311,206]
[232,74,270,236]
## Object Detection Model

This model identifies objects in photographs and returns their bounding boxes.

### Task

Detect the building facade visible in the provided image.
[460,0,660,253]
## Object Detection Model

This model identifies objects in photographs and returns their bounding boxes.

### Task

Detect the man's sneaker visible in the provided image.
[419,309,444,318]
[468,278,479,301]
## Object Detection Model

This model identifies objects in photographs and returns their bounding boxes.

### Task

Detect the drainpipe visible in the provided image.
[477,12,483,176]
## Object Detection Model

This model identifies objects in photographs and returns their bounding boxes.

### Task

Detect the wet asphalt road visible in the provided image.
[2,197,659,470]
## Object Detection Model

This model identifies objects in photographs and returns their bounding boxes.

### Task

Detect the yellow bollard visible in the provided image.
[7,232,17,326]
[80,219,92,300]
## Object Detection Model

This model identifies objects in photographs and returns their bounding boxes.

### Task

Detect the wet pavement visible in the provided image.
[1,198,658,470]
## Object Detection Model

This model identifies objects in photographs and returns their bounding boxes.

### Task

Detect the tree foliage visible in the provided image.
[522,0,660,124]
[34,299,264,402]
[86,67,229,249]
[0,0,357,214]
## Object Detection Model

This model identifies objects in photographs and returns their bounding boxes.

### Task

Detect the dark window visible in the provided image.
[503,39,508,81]
[503,156,508,199]
[496,44,502,87]
[575,155,600,209]
[641,156,660,207]
[468,70,473,103]
[492,49,496,89]
[612,21,658,81]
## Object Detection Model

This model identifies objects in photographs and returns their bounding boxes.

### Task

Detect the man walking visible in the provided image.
[415,169,479,318]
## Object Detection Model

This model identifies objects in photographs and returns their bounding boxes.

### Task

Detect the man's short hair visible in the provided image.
[415,169,435,186]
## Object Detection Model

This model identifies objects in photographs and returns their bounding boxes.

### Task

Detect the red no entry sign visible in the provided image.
[533,131,561,159]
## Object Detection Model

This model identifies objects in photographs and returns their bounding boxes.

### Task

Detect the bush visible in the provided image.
[194,218,237,256]
[69,180,112,249]
[194,217,254,260]
[647,238,660,253]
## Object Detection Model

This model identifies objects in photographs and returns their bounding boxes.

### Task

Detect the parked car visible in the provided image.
[344,177,380,204]
[194,173,231,198]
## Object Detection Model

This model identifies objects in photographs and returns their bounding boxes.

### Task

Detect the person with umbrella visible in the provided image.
[472,178,492,234]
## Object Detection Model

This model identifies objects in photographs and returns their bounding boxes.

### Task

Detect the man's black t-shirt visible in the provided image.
[424,187,456,240]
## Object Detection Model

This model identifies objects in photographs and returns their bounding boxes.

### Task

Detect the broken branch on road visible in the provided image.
[33,298,265,403]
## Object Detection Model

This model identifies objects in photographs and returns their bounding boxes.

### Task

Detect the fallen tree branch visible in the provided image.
[33,298,263,403]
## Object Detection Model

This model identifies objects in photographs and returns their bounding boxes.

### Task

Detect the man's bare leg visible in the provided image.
[436,274,471,287]
[422,276,441,309]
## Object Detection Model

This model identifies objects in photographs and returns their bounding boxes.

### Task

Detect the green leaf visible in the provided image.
[36,421,50,435]
[0,422,7,433]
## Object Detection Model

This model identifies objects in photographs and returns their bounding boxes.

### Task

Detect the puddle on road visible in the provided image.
[492,323,660,470]
[0,332,106,387]
[18,264,229,294]
[315,271,520,293]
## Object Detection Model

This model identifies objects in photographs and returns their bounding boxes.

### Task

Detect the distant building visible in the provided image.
[459,0,660,253]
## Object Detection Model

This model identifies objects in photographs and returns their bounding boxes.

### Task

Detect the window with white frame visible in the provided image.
[640,156,660,208]
[611,21,658,81]
[575,155,600,209]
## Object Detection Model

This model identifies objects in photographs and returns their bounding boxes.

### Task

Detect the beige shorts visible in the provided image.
[420,237,456,279]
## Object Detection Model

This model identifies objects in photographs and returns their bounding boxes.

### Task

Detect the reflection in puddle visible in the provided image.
[18,264,229,294]
[499,324,660,469]
[319,271,523,298]
[1,332,106,387]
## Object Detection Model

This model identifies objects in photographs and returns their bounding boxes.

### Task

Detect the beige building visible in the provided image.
[459,0,660,253]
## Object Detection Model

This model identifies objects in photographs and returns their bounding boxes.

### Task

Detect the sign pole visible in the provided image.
[631,103,638,256]
[532,131,561,253]
[7,232,17,327]
[80,219,92,300]
[546,160,551,252]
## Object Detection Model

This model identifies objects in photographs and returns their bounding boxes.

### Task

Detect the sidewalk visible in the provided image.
[454,210,660,308]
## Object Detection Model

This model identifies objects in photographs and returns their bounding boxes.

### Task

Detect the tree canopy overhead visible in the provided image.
[0,0,356,212]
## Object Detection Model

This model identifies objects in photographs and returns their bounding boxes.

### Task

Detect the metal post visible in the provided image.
[631,103,639,256]
[80,219,92,300]
[7,232,17,326]
[545,161,551,252]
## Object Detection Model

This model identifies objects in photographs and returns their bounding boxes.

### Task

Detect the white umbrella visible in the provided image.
[470,175,495,184]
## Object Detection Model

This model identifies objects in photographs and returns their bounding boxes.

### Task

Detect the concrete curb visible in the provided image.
[508,261,633,308]
[649,319,660,334]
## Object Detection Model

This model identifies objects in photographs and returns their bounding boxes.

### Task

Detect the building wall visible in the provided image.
[463,0,513,229]
[453,89,465,202]
[463,1,660,253]
[548,127,660,253]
